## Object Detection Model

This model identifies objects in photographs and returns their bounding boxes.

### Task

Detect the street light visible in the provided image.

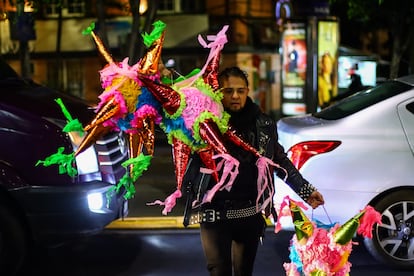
[139,0,148,15]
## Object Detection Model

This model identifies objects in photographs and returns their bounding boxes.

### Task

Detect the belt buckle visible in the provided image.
[203,209,216,222]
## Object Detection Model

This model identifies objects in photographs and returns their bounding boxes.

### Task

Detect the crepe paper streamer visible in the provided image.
[173,25,229,89]
[142,20,166,48]
[106,153,152,203]
[201,153,239,203]
[36,147,77,177]
[55,98,74,121]
[255,156,276,212]
[147,189,182,216]
[357,205,382,238]
[55,98,84,134]
[122,153,152,181]
[107,173,136,202]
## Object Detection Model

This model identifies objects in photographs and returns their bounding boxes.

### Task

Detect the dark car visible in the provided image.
[0,58,129,275]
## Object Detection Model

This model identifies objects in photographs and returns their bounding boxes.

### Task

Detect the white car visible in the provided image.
[274,74,414,269]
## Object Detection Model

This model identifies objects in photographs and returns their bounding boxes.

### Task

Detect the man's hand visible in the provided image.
[306,191,325,209]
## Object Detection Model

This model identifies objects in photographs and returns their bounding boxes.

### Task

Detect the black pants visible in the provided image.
[200,213,266,276]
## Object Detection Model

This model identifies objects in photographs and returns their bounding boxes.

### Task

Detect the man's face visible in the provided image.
[221,76,249,112]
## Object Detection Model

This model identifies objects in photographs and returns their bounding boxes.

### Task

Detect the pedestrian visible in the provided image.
[183,66,325,276]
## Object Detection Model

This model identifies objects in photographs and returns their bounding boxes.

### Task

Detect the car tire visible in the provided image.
[0,202,27,275]
[364,189,414,269]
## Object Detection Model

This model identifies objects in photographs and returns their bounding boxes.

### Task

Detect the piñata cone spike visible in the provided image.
[129,132,143,160]
[128,132,144,177]
[198,119,228,155]
[334,210,365,245]
[172,137,192,190]
[290,200,314,242]
[84,96,121,131]
[139,33,165,75]
[91,31,114,64]
[225,126,261,158]
[142,116,155,156]
[139,76,181,115]
[75,124,110,156]
[82,23,114,64]
[203,50,221,91]
[198,147,219,182]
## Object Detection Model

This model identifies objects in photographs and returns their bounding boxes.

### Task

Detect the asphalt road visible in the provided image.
[16,134,412,275]
[18,228,413,276]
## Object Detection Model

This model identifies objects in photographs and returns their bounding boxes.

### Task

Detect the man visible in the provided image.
[184,66,324,276]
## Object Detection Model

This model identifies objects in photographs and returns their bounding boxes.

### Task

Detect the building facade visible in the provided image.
[1,0,282,116]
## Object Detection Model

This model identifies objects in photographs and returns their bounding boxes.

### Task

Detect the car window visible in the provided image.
[314,80,413,120]
[0,57,20,80]
[406,102,414,114]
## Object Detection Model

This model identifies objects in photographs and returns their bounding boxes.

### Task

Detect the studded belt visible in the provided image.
[188,205,260,225]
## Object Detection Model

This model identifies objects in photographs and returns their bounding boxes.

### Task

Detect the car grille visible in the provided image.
[94,131,129,184]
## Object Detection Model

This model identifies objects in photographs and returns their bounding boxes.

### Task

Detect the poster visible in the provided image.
[282,26,307,86]
[281,23,307,116]
[317,20,339,109]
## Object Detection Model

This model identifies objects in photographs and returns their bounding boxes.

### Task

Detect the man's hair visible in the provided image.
[218,66,249,87]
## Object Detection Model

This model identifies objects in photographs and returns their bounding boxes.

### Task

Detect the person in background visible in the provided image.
[287,40,299,73]
[347,63,363,94]
[183,66,325,276]
[318,52,337,108]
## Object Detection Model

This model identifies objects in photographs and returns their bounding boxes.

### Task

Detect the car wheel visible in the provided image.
[0,203,27,275]
[364,189,414,269]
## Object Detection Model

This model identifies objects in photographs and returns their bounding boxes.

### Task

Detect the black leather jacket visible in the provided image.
[183,98,312,219]
[256,111,310,194]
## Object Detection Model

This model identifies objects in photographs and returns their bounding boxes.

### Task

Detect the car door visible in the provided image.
[397,98,414,154]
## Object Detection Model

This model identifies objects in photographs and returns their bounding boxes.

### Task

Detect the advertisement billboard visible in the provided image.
[338,56,376,92]
[317,20,339,109]
[281,22,307,115]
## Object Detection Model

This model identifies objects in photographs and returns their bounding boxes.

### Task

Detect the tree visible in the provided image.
[96,0,160,65]
[5,0,160,78]
[330,0,414,78]
[125,0,160,65]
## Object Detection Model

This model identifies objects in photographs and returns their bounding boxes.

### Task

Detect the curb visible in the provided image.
[105,216,198,229]
[106,216,274,230]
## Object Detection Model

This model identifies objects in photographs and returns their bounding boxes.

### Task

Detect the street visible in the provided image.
[19,228,413,276]
[15,136,413,276]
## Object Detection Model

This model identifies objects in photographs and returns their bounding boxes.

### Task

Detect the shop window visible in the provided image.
[158,0,181,13]
[46,59,84,98]
[44,0,85,18]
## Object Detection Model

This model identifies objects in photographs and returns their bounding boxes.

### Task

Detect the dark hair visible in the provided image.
[218,66,249,87]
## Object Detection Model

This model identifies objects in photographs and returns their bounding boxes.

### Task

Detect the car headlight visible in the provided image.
[43,117,100,176]
[87,186,112,214]
[75,146,100,175]
[87,192,104,211]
